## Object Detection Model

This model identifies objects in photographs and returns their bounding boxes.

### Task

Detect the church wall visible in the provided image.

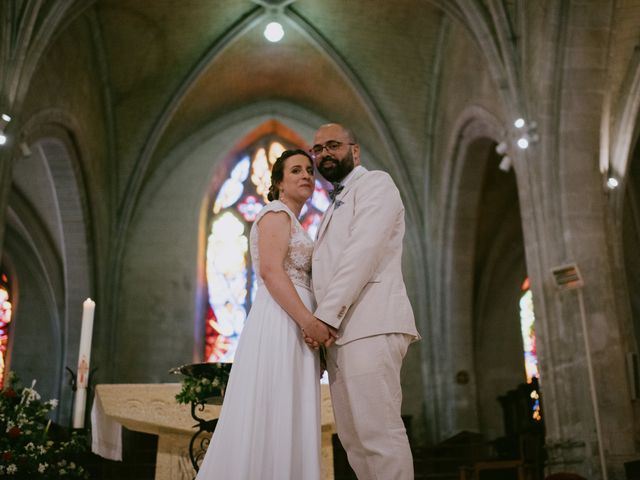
[114,141,216,383]
[21,16,111,209]
[486,2,639,476]
[420,19,511,443]
[4,15,113,425]
[19,14,112,300]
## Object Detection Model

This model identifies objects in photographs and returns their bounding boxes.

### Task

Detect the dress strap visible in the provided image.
[255,200,297,227]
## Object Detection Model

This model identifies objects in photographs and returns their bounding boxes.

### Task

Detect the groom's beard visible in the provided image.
[317,149,355,183]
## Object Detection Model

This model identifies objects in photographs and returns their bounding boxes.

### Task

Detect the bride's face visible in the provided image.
[278,155,315,202]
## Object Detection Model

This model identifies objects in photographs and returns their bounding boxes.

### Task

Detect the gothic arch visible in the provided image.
[435,105,530,441]
[606,52,640,361]
[7,122,92,425]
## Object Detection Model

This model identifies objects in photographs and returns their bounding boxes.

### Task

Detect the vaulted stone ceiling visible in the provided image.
[92,0,447,199]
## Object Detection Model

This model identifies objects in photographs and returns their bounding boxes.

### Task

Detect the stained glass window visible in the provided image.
[0,273,12,389]
[519,277,541,421]
[205,137,330,362]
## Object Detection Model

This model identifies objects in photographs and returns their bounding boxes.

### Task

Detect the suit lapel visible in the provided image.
[315,167,367,245]
[315,201,334,244]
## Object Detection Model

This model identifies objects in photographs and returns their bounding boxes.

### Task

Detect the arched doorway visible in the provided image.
[440,117,543,445]
[623,133,640,357]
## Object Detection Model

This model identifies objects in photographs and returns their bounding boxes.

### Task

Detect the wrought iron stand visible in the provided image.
[188,400,219,473]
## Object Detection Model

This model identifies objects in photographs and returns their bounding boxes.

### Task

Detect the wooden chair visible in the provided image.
[459,379,545,480]
[459,458,525,479]
[544,474,586,480]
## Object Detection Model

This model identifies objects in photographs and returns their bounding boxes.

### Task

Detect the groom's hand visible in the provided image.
[324,323,338,347]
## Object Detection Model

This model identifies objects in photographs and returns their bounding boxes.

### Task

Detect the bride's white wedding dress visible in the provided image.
[196,200,321,480]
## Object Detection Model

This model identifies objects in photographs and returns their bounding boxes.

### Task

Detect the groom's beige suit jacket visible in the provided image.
[312,166,419,345]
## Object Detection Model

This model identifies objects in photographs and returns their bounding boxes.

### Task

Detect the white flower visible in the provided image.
[59,468,67,475]
[69,462,76,469]
[38,463,48,473]
[38,445,48,454]
[48,399,59,409]
[7,464,17,474]
[25,386,40,401]
[25,442,35,451]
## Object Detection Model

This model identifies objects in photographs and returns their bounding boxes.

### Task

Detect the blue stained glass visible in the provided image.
[231,156,250,181]
[213,178,244,213]
[311,180,331,212]
[206,136,332,363]
[519,288,538,383]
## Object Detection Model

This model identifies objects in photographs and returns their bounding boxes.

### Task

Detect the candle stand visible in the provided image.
[66,365,98,430]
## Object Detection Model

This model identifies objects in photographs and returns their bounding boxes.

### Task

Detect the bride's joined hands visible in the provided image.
[301,317,337,349]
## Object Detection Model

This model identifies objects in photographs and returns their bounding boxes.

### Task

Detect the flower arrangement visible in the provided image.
[170,363,231,405]
[0,372,89,478]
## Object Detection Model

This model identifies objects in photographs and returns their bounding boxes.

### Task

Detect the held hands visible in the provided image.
[301,317,337,350]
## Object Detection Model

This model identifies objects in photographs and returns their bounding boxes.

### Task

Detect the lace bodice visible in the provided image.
[250,200,314,290]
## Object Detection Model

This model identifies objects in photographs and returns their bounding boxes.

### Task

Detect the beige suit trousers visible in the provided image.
[326,333,414,480]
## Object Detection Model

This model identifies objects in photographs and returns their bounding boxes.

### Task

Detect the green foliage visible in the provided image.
[0,373,89,479]
[171,363,231,405]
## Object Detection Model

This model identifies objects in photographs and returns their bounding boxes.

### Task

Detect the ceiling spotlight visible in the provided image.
[0,134,6,146]
[607,177,619,189]
[1,114,11,122]
[517,137,529,149]
[514,118,525,129]
[499,156,512,172]
[495,141,508,155]
[264,21,284,42]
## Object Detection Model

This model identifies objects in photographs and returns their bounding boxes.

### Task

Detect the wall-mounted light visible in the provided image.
[511,118,538,150]
[499,156,512,172]
[19,142,31,157]
[264,21,284,42]
[607,177,619,189]
[495,141,511,171]
[0,113,11,147]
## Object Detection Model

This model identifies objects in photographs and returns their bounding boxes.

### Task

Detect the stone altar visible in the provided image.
[92,383,336,480]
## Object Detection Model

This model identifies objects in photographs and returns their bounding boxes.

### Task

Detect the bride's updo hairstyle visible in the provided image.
[267,149,314,201]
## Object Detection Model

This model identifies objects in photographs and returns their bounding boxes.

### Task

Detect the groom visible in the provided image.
[309,123,419,479]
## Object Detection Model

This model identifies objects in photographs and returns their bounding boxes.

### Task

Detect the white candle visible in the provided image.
[72,298,95,428]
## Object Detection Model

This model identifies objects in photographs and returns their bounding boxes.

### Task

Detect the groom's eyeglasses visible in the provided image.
[310,140,355,158]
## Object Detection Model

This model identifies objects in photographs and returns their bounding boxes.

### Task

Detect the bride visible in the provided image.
[196,149,336,480]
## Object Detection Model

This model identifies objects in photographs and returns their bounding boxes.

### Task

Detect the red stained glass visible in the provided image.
[0,278,12,389]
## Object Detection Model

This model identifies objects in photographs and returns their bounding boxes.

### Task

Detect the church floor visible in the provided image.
[82,427,489,480]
